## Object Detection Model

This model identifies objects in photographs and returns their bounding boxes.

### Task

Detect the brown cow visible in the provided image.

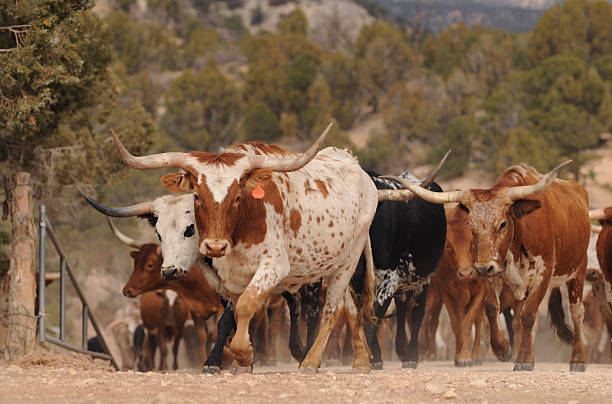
[591,207,612,307]
[434,206,489,366]
[138,290,184,371]
[405,162,590,371]
[111,220,225,368]
[586,268,612,362]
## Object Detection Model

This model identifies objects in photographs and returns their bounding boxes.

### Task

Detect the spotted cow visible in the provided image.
[405,162,590,372]
[105,125,378,372]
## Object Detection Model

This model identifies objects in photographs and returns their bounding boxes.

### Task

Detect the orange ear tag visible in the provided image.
[252,183,265,199]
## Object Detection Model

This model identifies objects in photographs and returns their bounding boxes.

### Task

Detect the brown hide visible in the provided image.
[436,206,487,365]
[459,165,589,368]
[123,244,223,323]
[123,243,224,367]
[596,207,612,288]
[461,165,589,279]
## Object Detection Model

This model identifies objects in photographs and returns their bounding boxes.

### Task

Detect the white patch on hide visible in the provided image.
[375,270,400,306]
[503,251,547,301]
[165,290,178,306]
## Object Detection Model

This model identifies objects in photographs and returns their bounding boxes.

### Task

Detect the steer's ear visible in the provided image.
[161,173,192,194]
[511,199,541,219]
[242,169,273,193]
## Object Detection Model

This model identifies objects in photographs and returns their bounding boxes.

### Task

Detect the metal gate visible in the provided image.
[38,204,120,370]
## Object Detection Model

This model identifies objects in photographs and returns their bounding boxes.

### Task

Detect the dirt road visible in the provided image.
[0,353,609,403]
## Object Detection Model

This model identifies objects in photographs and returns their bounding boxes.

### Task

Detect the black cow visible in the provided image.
[353,171,446,370]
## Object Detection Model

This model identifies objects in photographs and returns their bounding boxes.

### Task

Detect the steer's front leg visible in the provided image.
[230,258,289,371]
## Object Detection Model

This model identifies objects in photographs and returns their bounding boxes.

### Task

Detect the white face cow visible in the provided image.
[78,190,200,280]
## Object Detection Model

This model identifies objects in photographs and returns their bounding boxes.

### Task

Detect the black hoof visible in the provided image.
[202,365,221,374]
[513,363,533,371]
[371,361,383,370]
[569,362,586,372]
[454,360,472,367]
[402,361,418,369]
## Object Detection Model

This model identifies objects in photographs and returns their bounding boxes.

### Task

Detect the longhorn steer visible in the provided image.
[95,126,378,371]
[80,192,324,372]
[403,162,590,372]
[353,156,449,370]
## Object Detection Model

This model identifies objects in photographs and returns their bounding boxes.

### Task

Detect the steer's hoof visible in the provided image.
[454,360,472,368]
[402,361,418,369]
[298,367,318,374]
[473,359,483,366]
[569,362,586,372]
[371,361,383,371]
[231,365,253,375]
[513,362,533,372]
[202,365,221,375]
[495,347,513,363]
[259,359,277,366]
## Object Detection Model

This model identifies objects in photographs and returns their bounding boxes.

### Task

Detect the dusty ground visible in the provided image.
[0,350,610,404]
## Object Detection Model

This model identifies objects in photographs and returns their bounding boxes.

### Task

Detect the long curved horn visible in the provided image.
[402,184,464,204]
[249,123,333,172]
[106,217,146,249]
[506,160,572,201]
[111,129,188,170]
[591,224,602,233]
[380,149,452,190]
[378,189,416,202]
[78,187,152,217]
[421,149,452,188]
[589,209,606,221]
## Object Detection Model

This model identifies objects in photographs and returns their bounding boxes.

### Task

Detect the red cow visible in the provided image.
[109,219,224,368]
[405,162,590,371]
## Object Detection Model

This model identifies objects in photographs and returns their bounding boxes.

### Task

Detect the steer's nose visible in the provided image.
[161,266,184,281]
[474,262,497,277]
[203,239,230,258]
[122,287,136,298]
[457,268,475,280]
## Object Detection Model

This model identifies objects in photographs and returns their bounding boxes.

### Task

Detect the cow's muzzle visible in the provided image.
[456,267,475,280]
[123,286,137,298]
[474,261,502,277]
[161,266,185,281]
[202,239,230,258]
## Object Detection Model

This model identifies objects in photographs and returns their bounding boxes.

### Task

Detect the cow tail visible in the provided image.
[358,234,376,328]
[548,287,575,345]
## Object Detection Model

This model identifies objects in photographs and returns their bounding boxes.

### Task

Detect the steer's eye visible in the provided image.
[499,221,507,231]
[194,194,200,202]
[184,224,195,238]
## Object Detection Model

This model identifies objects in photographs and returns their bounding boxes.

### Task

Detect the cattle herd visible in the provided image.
[78,124,612,375]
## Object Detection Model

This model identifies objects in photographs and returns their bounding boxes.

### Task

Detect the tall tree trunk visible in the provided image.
[4,172,37,360]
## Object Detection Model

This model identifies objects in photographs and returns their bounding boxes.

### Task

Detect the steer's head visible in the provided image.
[445,206,476,280]
[78,190,199,280]
[122,243,163,298]
[87,216,163,297]
[107,124,333,259]
[159,157,276,258]
[401,160,572,278]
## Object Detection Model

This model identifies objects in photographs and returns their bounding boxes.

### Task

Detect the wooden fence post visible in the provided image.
[4,172,37,360]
